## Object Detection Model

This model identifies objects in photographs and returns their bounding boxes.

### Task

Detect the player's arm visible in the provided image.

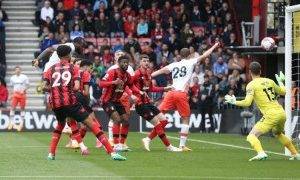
[151,67,171,77]
[42,71,50,92]
[33,44,59,67]
[195,42,220,63]
[127,75,145,95]
[98,70,122,87]
[274,71,286,95]
[82,72,91,97]
[73,65,81,91]
[225,84,254,107]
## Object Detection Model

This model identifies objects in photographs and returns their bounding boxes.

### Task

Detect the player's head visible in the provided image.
[140,54,150,69]
[118,54,130,71]
[57,45,72,61]
[80,59,93,71]
[114,50,125,62]
[73,37,87,54]
[180,48,190,59]
[14,66,21,76]
[249,61,261,77]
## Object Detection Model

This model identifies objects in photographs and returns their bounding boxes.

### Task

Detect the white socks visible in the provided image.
[79,142,87,151]
[108,120,114,141]
[179,124,189,147]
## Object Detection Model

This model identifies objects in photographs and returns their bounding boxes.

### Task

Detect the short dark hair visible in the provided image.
[249,61,261,75]
[80,59,93,67]
[57,45,72,58]
[118,54,130,62]
[180,48,190,58]
[140,54,149,60]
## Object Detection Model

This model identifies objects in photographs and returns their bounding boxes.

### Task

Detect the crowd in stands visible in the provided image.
[34,0,246,117]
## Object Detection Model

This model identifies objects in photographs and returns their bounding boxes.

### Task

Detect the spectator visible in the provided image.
[63,0,75,11]
[93,0,108,11]
[68,13,83,32]
[180,23,194,44]
[40,1,54,22]
[42,16,56,33]
[199,75,215,132]
[39,26,50,40]
[102,47,113,67]
[189,76,200,109]
[83,13,95,37]
[189,46,200,58]
[228,79,243,96]
[161,1,175,23]
[228,52,246,80]
[55,25,70,42]
[93,55,106,77]
[190,5,204,25]
[70,24,84,40]
[151,22,164,40]
[54,1,67,18]
[156,43,173,65]
[85,44,98,62]
[201,57,213,72]
[124,35,141,53]
[225,33,238,46]
[54,12,68,32]
[121,4,135,21]
[111,38,124,53]
[0,6,8,22]
[123,15,136,36]
[40,33,58,52]
[228,69,245,92]
[110,13,124,37]
[69,1,84,19]
[137,18,149,37]
[0,77,8,116]
[94,12,109,37]
[111,0,125,10]
[192,65,205,85]
[99,38,111,54]
[213,57,228,81]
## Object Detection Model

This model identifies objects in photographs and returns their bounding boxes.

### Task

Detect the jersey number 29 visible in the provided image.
[172,66,187,79]
[52,71,71,87]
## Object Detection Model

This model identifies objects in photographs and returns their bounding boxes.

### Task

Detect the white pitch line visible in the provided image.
[141,132,286,156]
[0,176,296,179]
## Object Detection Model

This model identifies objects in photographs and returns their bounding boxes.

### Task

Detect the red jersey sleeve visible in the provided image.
[99,70,115,87]
[43,69,51,85]
[127,74,141,95]
[82,71,91,86]
[149,83,164,92]
[73,65,81,81]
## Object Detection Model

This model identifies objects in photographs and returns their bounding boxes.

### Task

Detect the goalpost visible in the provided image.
[285,4,300,155]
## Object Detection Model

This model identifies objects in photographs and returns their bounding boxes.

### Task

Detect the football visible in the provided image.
[261,37,275,51]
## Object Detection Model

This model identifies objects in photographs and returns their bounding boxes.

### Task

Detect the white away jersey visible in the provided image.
[107,64,135,76]
[43,43,76,72]
[166,57,198,92]
[10,74,29,92]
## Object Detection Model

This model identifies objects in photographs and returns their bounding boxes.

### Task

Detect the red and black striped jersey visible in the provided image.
[133,68,164,105]
[79,70,91,94]
[43,60,80,109]
[99,68,140,104]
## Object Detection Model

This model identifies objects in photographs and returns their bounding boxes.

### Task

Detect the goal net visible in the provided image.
[285,4,300,155]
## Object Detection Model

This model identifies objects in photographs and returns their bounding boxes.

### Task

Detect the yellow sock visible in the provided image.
[247,134,264,153]
[276,133,298,155]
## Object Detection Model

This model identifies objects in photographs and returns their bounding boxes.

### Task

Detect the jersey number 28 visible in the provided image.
[172,66,187,79]
[52,71,71,87]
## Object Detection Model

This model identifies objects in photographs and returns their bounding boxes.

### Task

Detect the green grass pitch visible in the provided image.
[0,132,299,179]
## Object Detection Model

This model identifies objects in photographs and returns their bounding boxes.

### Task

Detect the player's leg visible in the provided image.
[8,94,18,130]
[16,94,26,131]
[71,104,126,160]
[106,119,114,146]
[67,120,89,155]
[246,118,270,161]
[119,104,131,151]
[48,108,67,160]
[139,105,181,152]
[272,113,299,160]
[176,92,192,151]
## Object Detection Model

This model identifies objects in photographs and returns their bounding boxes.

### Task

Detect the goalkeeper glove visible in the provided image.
[224,95,236,105]
[275,71,285,86]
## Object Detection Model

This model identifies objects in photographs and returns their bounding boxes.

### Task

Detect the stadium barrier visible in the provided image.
[0,109,266,134]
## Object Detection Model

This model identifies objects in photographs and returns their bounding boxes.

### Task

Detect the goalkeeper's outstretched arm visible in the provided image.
[235,94,254,107]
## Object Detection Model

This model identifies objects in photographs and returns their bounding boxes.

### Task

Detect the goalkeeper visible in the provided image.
[225,61,299,161]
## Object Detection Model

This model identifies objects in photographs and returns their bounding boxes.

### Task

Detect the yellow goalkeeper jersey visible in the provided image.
[236,77,286,116]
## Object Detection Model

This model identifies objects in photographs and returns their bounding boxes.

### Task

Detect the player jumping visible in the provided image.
[133,54,182,152]
[43,45,126,161]
[225,61,300,161]
[151,42,220,151]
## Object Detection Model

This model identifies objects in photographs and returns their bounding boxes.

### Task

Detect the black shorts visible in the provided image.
[53,103,90,123]
[75,92,93,113]
[136,103,160,121]
[102,102,126,117]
